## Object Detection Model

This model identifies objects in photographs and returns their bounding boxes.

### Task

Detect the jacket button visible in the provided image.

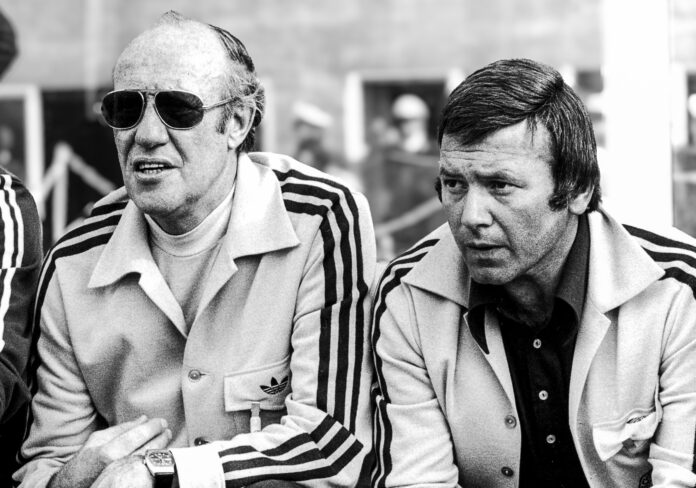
[504,415,517,428]
[194,436,211,446]
[501,466,514,477]
[188,369,202,381]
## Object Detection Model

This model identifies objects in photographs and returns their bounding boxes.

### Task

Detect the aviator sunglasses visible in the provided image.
[101,89,235,130]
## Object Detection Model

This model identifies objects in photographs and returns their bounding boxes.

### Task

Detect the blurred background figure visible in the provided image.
[0,9,21,178]
[391,94,431,154]
[0,124,23,176]
[293,100,363,191]
[363,93,445,260]
[0,8,17,77]
[293,101,333,171]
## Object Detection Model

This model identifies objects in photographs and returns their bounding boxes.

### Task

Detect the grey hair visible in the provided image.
[207,23,265,154]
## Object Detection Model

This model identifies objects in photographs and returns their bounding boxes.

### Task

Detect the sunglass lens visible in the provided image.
[101,91,144,129]
[155,91,205,129]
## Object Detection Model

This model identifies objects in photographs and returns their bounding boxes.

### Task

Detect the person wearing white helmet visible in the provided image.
[391,94,431,154]
[363,93,445,259]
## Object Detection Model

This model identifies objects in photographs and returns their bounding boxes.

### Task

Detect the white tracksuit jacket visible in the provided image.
[16,153,376,488]
[372,209,696,488]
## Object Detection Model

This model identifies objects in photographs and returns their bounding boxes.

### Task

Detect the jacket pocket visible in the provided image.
[592,394,663,461]
[223,356,291,412]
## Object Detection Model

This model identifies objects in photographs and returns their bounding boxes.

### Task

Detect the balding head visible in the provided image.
[114,11,264,153]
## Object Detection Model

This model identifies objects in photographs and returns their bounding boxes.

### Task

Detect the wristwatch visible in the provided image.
[143,449,176,488]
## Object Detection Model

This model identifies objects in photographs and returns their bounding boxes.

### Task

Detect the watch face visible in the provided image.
[147,450,174,467]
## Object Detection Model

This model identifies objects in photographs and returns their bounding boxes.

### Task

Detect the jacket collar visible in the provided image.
[89,153,300,289]
[402,208,664,322]
[402,225,471,307]
[584,208,664,312]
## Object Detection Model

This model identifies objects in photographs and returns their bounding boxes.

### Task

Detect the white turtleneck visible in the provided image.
[145,186,235,332]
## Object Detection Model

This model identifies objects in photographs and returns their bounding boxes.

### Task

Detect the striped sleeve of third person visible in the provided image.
[215,168,373,486]
[371,239,438,488]
[0,174,32,351]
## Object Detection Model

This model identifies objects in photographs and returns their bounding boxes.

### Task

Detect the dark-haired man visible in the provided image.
[372,58,696,487]
[17,11,375,488]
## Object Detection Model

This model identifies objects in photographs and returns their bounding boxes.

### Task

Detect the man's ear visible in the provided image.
[568,185,594,215]
[226,106,254,151]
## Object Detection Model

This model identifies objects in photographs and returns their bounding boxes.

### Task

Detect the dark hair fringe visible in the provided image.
[438,58,601,212]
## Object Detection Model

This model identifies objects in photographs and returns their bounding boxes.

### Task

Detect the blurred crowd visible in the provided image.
[292,93,445,261]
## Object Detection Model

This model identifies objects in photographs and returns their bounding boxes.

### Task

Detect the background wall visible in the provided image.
[2,0,603,155]
[1,0,695,249]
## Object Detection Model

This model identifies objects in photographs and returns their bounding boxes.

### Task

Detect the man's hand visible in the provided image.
[90,455,153,488]
[47,415,171,488]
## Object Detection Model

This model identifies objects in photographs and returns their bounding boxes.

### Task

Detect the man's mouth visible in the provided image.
[133,159,173,175]
[466,242,500,251]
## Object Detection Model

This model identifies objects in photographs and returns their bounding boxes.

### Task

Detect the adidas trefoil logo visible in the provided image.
[260,376,289,395]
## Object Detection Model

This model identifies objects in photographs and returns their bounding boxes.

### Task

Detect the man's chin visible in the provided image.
[468,268,512,286]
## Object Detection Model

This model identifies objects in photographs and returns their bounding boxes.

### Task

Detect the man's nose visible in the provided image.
[134,100,169,147]
[460,187,493,228]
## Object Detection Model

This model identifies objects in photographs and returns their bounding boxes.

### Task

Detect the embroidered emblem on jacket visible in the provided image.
[260,376,289,395]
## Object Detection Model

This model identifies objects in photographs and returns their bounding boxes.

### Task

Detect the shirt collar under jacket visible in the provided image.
[88,153,301,289]
[467,214,590,352]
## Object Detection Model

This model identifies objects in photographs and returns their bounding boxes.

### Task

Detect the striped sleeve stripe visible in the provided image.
[624,224,696,255]
[90,201,129,218]
[18,202,125,462]
[371,239,438,401]
[0,174,24,352]
[274,168,369,435]
[625,224,696,296]
[370,240,438,488]
[219,415,363,486]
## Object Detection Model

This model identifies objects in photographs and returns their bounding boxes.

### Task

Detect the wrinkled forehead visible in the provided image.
[438,122,555,174]
[113,23,228,92]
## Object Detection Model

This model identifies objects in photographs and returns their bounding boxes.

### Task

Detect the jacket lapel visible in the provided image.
[406,229,516,404]
[568,301,610,430]
[88,201,187,335]
[483,309,516,404]
[568,209,664,428]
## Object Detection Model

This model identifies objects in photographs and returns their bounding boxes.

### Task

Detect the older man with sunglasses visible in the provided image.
[16,11,376,488]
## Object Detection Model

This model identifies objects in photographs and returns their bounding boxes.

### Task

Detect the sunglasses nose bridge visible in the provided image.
[133,92,171,142]
[138,93,167,126]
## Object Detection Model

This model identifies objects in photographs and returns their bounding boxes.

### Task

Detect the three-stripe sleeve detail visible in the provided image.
[275,168,369,433]
[0,174,24,352]
[370,239,438,488]
[212,168,369,484]
[218,416,362,486]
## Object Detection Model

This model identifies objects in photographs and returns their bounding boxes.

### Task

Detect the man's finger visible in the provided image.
[133,428,173,455]
[84,415,149,447]
[100,418,168,462]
